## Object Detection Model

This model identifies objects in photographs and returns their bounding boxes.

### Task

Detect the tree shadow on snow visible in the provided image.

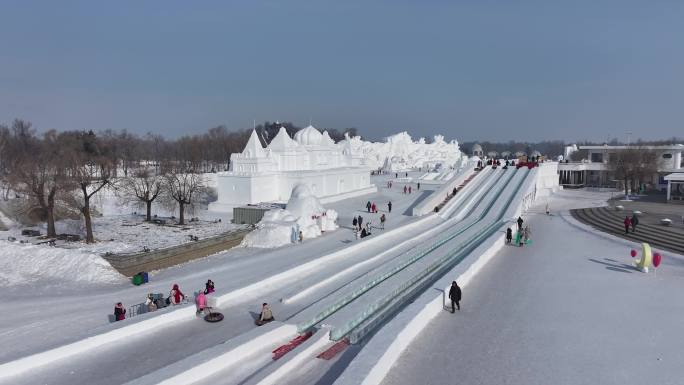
[587,257,635,274]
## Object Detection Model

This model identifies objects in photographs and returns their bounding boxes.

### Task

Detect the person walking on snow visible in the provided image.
[623,216,631,234]
[631,213,639,233]
[380,214,386,229]
[506,227,513,244]
[366,201,372,213]
[371,202,377,213]
[408,186,412,194]
[448,281,461,313]
[358,215,363,230]
[417,182,421,190]
[353,216,358,230]
[388,201,392,213]
[114,302,126,321]
[517,216,524,231]
[403,185,407,194]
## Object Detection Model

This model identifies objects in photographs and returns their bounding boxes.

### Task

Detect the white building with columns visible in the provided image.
[558,144,684,189]
[209,125,375,210]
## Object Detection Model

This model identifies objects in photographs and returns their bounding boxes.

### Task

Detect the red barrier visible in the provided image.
[272,331,313,360]
[317,338,350,360]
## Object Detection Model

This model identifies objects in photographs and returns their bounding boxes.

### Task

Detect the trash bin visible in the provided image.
[132,274,143,286]
[138,272,149,284]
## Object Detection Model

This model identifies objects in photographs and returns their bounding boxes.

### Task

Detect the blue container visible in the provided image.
[142,272,149,283]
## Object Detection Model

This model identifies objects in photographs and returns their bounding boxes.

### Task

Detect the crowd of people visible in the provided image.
[505,216,531,247]
[113,278,277,327]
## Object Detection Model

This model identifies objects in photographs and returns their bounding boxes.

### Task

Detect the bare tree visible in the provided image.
[0,123,11,200]
[164,170,205,225]
[10,130,68,237]
[119,167,163,221]
[63,130,114,243]
[608,147,658,196]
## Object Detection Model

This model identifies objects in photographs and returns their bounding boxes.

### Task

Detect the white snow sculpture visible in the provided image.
[212,125,464,210]
[241,184,339,248]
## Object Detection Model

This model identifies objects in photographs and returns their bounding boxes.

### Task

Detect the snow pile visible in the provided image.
[338,132,464,171]
[241,184,338,248]
[0,240,125,287]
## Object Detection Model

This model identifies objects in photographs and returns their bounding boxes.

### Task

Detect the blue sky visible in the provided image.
[1,0,682,142]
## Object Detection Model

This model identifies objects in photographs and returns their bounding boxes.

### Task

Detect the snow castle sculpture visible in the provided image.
[210,125,374,210]
[210,125,464,211]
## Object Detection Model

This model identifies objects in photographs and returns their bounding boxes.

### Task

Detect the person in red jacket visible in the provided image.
[623,216,631,234]
[114,302,126,321]
[169,283,185,305]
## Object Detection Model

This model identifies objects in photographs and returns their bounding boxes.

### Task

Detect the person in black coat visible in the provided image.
[358,215,363,228]
[506,227,513,244]
[631,213,639,233]
[388,201,392,213]
[517,216,524,231]
[448,281,461,313]
[366,201,372,213]
[353,216,358,229]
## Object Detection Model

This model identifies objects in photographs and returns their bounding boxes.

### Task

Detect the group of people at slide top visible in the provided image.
[623,213,639,234]
[505,216,531,247]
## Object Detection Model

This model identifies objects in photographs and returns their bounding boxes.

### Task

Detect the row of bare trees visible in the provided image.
[0,119,358,243]
[607,148,658,196]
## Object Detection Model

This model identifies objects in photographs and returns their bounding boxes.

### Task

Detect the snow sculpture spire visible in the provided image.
[268,126,299,150]
[242,129,266,158]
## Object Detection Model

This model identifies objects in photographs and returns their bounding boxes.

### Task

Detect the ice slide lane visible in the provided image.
[292,168,515,333]
[124,169,506,385]
[281,167,500,305]
[268,169,532,385]
[338,168,530,344]
[0,169,495,385]
[177,168,514,385]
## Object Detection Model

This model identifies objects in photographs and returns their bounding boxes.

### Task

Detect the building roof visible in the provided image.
[294,125,323,146]
[242,129,266,158]
[664,173,684,182]
[268,126,300,151]
[321,131,336,147]
[579,144,684,151]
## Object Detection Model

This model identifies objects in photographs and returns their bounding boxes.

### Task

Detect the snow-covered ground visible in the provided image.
[380,189,684,385]
[0,170,435,368]
[4,215,239,255]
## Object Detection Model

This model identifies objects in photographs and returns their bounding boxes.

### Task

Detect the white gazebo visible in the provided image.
[664,173,684,202]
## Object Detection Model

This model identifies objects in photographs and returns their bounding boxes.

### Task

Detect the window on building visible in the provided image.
[590,153,603,163]
[662,153,672,159]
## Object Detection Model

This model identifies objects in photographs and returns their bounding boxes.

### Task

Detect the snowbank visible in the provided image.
[0,240,125,288]
[241,184,338,248]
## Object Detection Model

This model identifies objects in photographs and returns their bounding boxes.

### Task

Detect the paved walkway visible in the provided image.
[382,191,684,385]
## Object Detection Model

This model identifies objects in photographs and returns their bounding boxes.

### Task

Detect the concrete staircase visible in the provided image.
[570,206,684,255]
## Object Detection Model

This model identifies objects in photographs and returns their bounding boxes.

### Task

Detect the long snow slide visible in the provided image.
[0,168,497,385]
[180,169,527,385]
[335,168,540,385]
